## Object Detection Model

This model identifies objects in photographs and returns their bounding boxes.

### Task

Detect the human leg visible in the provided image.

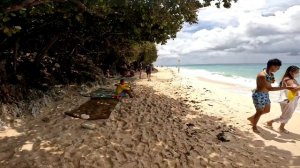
[249,92,270,133]
[139,70,142,79]
[277,99,298,133]
[279,123,287,132]
[123,90,133,98]
[264,104,275,127]
[263,103,271,114]
[267,101,288,127]
[248,108,264,133]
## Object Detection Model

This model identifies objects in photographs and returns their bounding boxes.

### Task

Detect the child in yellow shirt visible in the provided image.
[114,79,133,99]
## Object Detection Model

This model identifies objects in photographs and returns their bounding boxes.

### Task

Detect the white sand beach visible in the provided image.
[0,68,300,168]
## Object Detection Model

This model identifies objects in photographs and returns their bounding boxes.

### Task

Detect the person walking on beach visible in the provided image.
[266,66,300,133]
[145,64,152,81]
[138,62,143,79]
[247,59,294,133]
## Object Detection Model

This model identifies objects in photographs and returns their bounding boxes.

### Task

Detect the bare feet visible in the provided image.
[248,116,260,133]
[247,116,255,126]
[279,128,289,134]
[266,121,273,127]
[252,127,260,133]
[264,121,273,129]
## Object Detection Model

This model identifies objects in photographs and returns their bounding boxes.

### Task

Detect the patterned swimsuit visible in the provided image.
[252,92,271,109]
[252,69,273,109]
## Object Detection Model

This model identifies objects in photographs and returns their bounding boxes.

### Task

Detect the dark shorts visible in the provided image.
[252,92,271,110]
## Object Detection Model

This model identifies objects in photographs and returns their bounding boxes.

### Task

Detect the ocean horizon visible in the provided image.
[166,63,300,113]
[165,63,300,88]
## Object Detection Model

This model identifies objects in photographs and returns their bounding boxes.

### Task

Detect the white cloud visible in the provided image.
[156,0,300,65]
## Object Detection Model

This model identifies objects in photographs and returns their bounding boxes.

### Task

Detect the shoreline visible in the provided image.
[176,67,300,114]
[0,67,299,167]
[154,68,300,158]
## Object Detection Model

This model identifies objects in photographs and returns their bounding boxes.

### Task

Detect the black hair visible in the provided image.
[279,65,299,86]
[120,79,124,83]
[267,58,282,68]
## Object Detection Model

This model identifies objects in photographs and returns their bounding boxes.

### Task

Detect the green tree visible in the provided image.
[0,0,237,102]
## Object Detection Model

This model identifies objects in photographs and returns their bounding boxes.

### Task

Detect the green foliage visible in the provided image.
[0,0,236,102]
[0,0,237,42]
[126,41,157,64]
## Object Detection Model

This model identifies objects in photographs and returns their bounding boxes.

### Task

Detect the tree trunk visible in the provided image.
[34,35,59,64]
[13,38,20,75]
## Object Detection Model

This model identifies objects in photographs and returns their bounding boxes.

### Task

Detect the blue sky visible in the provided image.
[155,0,300,65]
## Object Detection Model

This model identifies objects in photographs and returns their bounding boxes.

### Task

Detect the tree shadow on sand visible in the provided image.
[0,85,299,168]
[259,125,300,142]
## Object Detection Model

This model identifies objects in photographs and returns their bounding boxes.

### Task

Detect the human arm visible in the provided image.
[257,75,290,91]
[293,85,300,91]
[268,86,290,91]
[268,84,295,91]
[288,81,300,91]
[119,83,131,91]
[282,78,298,92]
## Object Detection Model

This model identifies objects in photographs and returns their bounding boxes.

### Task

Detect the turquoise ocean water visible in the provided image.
[177,63,300,113]
[179,64,300,88]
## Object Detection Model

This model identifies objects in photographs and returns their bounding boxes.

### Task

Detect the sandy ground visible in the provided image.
[0,68,300,168]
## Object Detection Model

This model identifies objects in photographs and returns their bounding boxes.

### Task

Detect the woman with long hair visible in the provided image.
[266,65,300,133]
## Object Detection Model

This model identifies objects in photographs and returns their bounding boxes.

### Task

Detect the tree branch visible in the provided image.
[13,38,20,75]
[68,0,105,18]
[34,34,60,64]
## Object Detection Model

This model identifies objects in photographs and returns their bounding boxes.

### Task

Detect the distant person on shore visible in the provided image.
[138,62,143,79]
[247,59,295,133]
[114,79,133,99]
[106,69,113,78]
[146,64,152,81]
[266,66,300,133]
